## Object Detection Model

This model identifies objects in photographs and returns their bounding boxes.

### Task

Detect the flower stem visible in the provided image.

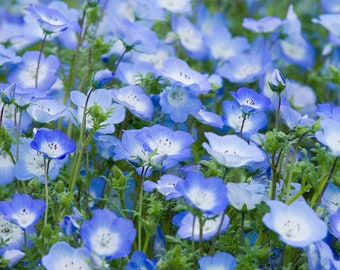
[239,113,248,138]
[138,166,149,251]
[43,158,51,226]
[275,94,282,130]
[35,33,47,89]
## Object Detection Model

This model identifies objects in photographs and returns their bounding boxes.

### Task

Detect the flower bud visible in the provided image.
[92,69,114,88]
[268,69,286,94]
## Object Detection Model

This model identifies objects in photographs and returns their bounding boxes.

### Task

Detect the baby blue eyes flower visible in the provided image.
[262,200,328,248]
[242,16,283,33]
[0,194,45,230]
[0,215,25,256]
[198,252,237,270]
[42,241,91,270]
[92,69,114,89]
[175,172,228,215]
[80,208,136,259]
[203,132,265,168]
[268,69,286,94]
[305,241,340,270]
[30,129,76,159]
[24,4,81,34]
[315,119,340,156]
[125,251,158,270]
[144,174,183,200]
[160,84,202,123]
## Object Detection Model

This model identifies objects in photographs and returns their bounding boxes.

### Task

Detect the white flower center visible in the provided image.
[13,208,35,228]
[0,216,23,244]
[91,227,119,256]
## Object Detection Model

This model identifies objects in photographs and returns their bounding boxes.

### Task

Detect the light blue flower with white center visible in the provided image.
[315,103,340,121]
[198,252,237,270]
[26,98,67,123]
[0,215,25,256]
[315,119,340,156]
[330,207,340,240]
[222,100,267,134]
[144,174,183,200]
[157,0,192,14]
[0,44,21,66]
[195,106,224,128]
[125,251,158,270]
[3,249,25,268]
[173,211,230,241]
[171,15,208,60]
[203,132,265,168]
[280,105,315,130]
[42,241,91,270]
[242,16,283,33]
[110,85,154,120]
[305,241,340,270]
[263,200,328,248]
[175,172,228,215]
[0,194,45,230]
[0,152,15,184]
[160,84,202,123]
[30,129,76,160]
[80,208,136,259]
[230,87,271,114]
[227,182,268,211]
[159,57,212,94]
[137,124,195,169]
[322,182,340,214]
[15,138,67,182]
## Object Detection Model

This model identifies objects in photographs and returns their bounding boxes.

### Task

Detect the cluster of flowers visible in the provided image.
[0,0,340,269]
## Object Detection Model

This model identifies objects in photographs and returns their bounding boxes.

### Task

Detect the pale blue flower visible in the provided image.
[125,251,158,270]
[263,200,328,247]
[42,242,91,270]
[157,0,192,14]
[198,252,237,270]
[305,241,340,270]
[144,174,183,199]
[315,119,340,156]
[80,209,136,259]
[243,16,283,33]
[175,172,228,215]
[0,215,25,256]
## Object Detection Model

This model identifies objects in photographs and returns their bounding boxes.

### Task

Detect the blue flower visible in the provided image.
[175,172,228,215]
[24,4,81,34]
[305,241,340,270]
[111,85,154,120]
[242,16,283,33]
[0,215,25,256]
[80,209,136,259]
[262,200,328,247]
[330,207,340,240]
[30,129,76,159]
[92,69,115,89]
[42,242,91,270]
[59,207,82,236]
[230,87,271,113]
[268,69,286,94]
[125,251,158,270]
[26,99,67,123]
[198,252,237,270]
[173,212,230,241]
[159,84,202,123]
[203,132,265,167]
[0,194,45,230]
[158,0,192,14]
[144,174,183,200]
[0,152,15,184]
[315,119,340,156]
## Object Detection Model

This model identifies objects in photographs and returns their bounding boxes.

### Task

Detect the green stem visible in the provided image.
[35,33,48,89]
[43,158,51,227]
[138,166,149,251]
[208,213,225,255]
[240,212,245,246]
[199,216,204,256]
[275,94,282,130]
[239,113,248,138]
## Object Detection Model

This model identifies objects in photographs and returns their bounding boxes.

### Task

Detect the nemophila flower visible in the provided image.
[203,132,265,167]
[159,57,212,94]
[172,16,207,60]
[144,174,183,200]
[280,105,315,130]
[315,103,340,121]
[279,5,315,69]
[113,17,159,54]
[262,200,328,247]
[227,183,268,211]
[133,0,165,21]
[80,208,136,259]
[93,134,121,160]
[15,138,67,182]
[315,119,340,156]
[330,207,340,240]
[92,69,115,89]
[216,37,270,83]
[159,83,202,123]
[195,106,224,128]
[137,124,195,168]
[268,69,286,94]
[321,0,340,13]
[322,182,340,214]
[154,224,166,258]
[0,215,25,256]
[26,98,67,123]
[115,61,154,85]
[0,194,45,230]
[222,100,267,134]
[242,16,283,33]
[3,249,25,268]
[110,85,154,120]
[42,241,91,270]
[125,251,158,270]
[59,207,82,236]
[0,44,21,66]
[71,89,125,134]
[198,252,237,270]
[175,172,228,215]
[7,51,60,91]
[0,152,15,184]
[230,87,271,113]
[24,3,81,34]
[30,129,76,159]
[173,211,230,241]
[312,14,340,37]
[157,0,191,14]
[305,241,340,270]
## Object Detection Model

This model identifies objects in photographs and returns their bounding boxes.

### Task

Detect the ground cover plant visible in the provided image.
[0,0,340,269]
